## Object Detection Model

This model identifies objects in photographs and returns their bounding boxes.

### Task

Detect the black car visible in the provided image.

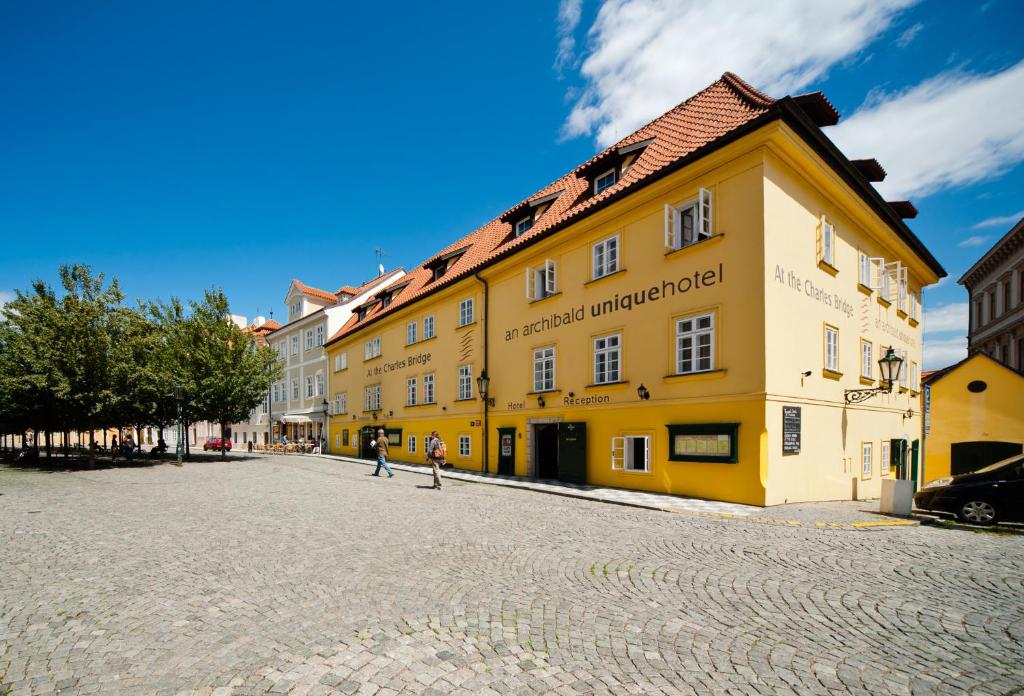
[914,453,1024,525]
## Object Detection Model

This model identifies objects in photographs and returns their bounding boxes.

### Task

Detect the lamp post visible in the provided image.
[172,383,183,466]
[477,370,494,474]
[844,347,904,404]
[321,398,329,454]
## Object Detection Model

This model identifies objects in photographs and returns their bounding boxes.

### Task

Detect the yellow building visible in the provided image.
[325,73,945,506]
[922,354,1024,483]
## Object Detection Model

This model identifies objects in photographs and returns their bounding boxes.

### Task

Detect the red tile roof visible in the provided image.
[325,72,942,346]
[291,280,339,305]
[339,269,405,299]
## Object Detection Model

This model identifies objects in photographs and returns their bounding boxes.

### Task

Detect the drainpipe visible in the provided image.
[475,271,489,474]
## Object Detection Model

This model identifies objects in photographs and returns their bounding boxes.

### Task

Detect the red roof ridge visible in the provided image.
[291,279,338,304]
[721,71,776,108]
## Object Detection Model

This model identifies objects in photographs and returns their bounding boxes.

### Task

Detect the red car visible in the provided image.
[203,437,233,451]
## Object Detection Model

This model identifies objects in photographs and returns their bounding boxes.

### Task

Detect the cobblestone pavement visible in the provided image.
[2,456,1023,695]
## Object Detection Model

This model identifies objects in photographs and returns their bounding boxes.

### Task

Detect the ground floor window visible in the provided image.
[458,434,471,457]
[407,434,417,453]
[666,423,739,463]
[611,435,650,472]
[880,441,891,476]
[861,442,873,478]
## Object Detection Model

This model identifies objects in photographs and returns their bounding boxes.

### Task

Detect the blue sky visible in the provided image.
[1,0,1022,368]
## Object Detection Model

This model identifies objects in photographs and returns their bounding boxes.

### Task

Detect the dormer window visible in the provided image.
[515,216,533,237]
[380,293,392,309]
[594,168,617,195]
[289,301,301,319]
[357,308,367,322]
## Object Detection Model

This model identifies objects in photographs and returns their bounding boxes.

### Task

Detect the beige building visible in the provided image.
[267,272,404,447]
[962,217,1024,369]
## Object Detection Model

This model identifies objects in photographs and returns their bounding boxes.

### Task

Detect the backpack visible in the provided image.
[432,439,447,460]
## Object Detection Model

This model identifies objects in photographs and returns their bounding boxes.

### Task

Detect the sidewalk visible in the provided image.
[319,453,917,530]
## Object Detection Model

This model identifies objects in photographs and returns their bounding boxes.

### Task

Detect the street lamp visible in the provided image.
[172,382,184,466]
[476,370,495,407]
[637,384,650,401]
[844,346,904,404]
[321,398,329,454]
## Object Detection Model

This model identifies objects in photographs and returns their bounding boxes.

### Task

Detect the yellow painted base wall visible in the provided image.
[328,413,485,471]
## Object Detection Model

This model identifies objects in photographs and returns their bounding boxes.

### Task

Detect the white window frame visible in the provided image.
[897,266,908,313]
[526,259,557,301]
[290,335,299,356]
[675,313,714,375]
[364,384,381,411]
[898,349,908,389]
[305,329,314,351]
[406,321,417,345]
[533,346,556,392]
[910,291,919,321]
[515,216,533,237]
[664,188,712,251]
[334,352,347,371]
[458,365,473,400]
[859,251,871,287]
[423,373,435,404]
[407,434,417,453]
[883,261,901,303]
[820,214,835,267]
[910,361,919,392]
[611,435,651,472]
[423,315,435,339]
[881,442,891,476]
[592,234,619,279]
[594,168,617,195]
[364,336,381,360]
[458,434,471,458]
[862,442,873,478]
[315,373,324,397]
[316,325,324,346]
[593,333,621,384]
[825,325,839,373]
[861,340,873,380]
[459,299,474,326]
[291,379,299,400]
[305,376,314,398]
[406,377,418,406]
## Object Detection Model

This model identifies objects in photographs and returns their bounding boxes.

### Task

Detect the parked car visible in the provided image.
[914,453,1024,525]
[202,437,232,452]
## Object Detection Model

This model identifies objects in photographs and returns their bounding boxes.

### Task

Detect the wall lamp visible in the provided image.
[637,384,651,400]
[801,371,812,378]
[537,395,546,408]
[476,370,495,407]
[844,347,904,404]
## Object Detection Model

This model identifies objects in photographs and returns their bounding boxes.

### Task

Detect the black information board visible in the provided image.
[782,406,801,454]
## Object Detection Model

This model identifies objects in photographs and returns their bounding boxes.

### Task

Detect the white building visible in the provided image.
[265,271,405,448]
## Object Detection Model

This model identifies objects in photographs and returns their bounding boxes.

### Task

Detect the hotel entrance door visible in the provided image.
[533,422,587,484]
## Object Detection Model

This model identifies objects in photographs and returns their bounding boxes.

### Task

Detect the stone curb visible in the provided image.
[312,453,920,531]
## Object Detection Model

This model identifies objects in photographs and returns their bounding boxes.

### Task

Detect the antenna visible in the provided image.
[374,247,389,277]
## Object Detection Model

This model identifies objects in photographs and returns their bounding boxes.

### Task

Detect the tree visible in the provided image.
[188,290,280,457]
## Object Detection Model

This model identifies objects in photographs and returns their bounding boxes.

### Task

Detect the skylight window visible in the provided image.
[594,168,617,195]
[515,216,533,237]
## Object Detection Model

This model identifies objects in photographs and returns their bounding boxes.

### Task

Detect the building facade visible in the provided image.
[961,217,1024,370]
[324,73,944,505]
[266,273,404,448]
[231,316,281,447]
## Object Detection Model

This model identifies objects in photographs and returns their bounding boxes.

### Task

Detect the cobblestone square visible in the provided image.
[2,455,1022,695]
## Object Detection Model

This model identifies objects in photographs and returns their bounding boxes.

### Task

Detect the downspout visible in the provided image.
[475,271,489,474]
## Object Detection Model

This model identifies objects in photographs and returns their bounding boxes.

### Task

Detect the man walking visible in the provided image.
[372,429,394,478]
[427,431,444,490]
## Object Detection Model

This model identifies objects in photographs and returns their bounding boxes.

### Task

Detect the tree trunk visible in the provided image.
[45,430,52,458]
[221,420,228,458]
[88,430,96,467]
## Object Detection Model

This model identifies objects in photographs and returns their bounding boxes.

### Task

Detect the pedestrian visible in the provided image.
[372,429,394,478]
[124,433,136,462]
[427,431,444,490]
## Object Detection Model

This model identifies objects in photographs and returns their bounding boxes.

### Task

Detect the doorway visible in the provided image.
[535,423,559,479]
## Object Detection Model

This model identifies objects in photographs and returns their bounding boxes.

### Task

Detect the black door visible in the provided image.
[497,427,515,476]
[951,441,1023,476]
[557,422,587,485]
[359,427,376,459]
[535,424,559,479]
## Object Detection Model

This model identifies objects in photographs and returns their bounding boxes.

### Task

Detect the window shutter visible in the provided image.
[525,267,535,300]
[611,437,625,471]
[884,261,900,302]
[869,257,884,290]
[664,204,677,249]
[698,188,712,239]
[545,260,557,294]
[898,266,908,310]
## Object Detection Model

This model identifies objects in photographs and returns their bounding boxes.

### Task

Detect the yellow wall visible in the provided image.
[325,121,940,507]
[923,355,1024,482]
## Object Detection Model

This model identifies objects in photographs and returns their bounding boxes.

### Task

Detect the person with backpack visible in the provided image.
[427,431,445,489]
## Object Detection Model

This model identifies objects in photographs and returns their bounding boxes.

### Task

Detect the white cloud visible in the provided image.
[923,302,968,334]
[973,210,1024,228]
[957,235,991,248]
[0,290,14,309]
[895,21,923,48]
[555,0,584,76]
[562,0,916,145]
[924,335,967,370]
[830,60,1024,198]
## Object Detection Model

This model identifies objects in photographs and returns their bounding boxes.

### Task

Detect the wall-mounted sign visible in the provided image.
[501,433,512,457]
[923,385,930,435]
[782,406,801,455]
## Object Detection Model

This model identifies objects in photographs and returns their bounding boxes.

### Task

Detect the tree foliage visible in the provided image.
[0,265,280,461]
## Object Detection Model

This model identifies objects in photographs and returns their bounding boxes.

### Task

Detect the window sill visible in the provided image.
[859,376,875,386]
[334,367,348,373]
[456,321,477,331]
[585,269,627,286]
[453,397,476,403]
[822,368,843,381]
[664,233,724,258]
[817,260,839,276]
[877,297,891,308]
[908,318,919,328]
[527,389,562,395]
[584,380,630,390]
[662,369,726,383]
[896,310,908,319]
[404,402,438,409]
[857,283,873,296]
[528,292,562,305]
[898,387,908,394]
[611,467,653,476]
[364,355,382,363]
